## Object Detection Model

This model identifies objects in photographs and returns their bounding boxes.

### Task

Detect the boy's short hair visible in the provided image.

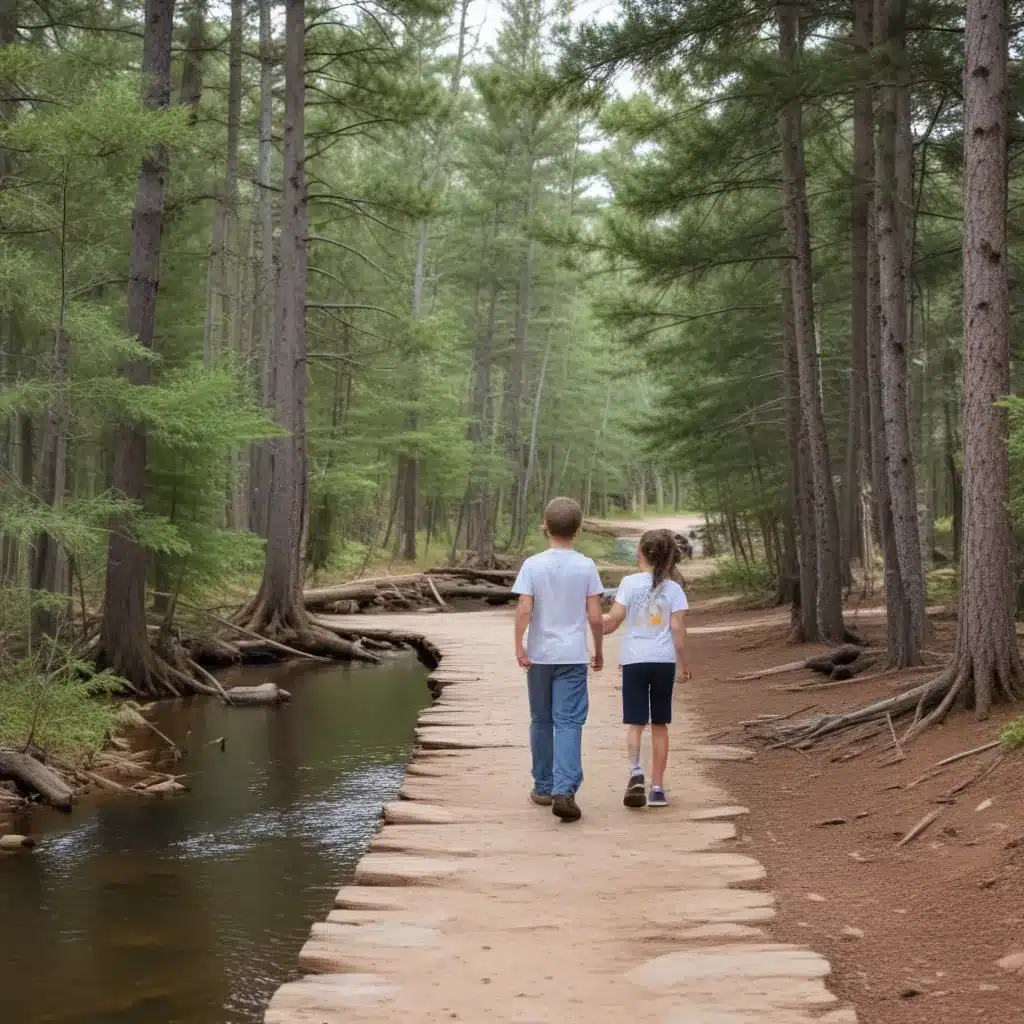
[544,496,583,539]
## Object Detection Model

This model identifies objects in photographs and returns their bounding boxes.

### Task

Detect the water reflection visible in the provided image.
[0,655,429,1023]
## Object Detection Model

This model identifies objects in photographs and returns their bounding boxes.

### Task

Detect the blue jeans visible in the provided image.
[526,664,589,797]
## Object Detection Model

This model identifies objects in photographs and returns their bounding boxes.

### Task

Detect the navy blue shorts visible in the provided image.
[622,663,675,725]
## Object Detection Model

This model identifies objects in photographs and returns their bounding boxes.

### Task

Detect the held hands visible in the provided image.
[590,651,604,672]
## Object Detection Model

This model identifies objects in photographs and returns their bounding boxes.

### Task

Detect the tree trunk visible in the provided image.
[782,263,816,640]
[843,0,873,583]
[98,0,176,691]
[777,0,845,641]
[875,0,926,663]
[924,0,1023,720]
[243,0,311,638]
[177,0,205,121]
[250,0,276,538]
[30,327,70,639]
[203,0,243,367]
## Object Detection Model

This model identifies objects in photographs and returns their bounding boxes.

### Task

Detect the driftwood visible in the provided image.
[0,748,74,810]
[224,683,291,705]
[304,570,517,614]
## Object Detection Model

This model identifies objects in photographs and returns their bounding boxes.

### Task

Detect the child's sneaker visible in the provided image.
[648,786,667,808]
[552,794,582,822]
[624,771,647,808]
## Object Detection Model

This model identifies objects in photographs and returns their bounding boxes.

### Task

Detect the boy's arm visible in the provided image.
[671,610,690,680]
[603,603,627,635]
[586,595,605,670]
[514,595,533,668]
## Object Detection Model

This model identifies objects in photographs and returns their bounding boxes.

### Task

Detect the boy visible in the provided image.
[512,497,605,823]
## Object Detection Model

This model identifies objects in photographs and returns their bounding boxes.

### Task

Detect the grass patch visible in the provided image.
[1000,717,1024,752]
[926,566,959,604]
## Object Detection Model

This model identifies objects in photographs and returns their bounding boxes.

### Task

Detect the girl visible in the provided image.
[603,528,689,808]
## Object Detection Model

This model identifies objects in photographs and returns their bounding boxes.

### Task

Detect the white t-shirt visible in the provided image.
[512,549,605,664]
[614,572,688,665]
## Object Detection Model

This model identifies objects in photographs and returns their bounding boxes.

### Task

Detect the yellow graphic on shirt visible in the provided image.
[632,593,667,634]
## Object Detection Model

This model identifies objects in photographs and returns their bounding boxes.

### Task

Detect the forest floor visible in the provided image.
[684,599,1024,1023]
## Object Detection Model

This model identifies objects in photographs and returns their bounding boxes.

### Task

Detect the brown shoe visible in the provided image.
[552,794,582,822]
[530,789,553,806]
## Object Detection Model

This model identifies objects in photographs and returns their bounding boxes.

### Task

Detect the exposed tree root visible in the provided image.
[767,644,1024,750]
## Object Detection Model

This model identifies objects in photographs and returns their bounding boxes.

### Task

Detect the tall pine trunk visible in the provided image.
[875,0,926,664]
[250,0,276,537]
[782,262,817,641]
[843,0,873,584]
[98,0,175,691]
[915,0,1023,724]
[244,0,310,636]
[777,1,845,642]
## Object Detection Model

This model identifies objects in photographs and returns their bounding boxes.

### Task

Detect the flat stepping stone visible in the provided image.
[646,888,775,926]
[383,802,458,825]
[403,763,447,778]
[415,728,519,749]
[334,886,409,911]
[627,943,830,990]
[688,806,751,822]
[310,920,440,948]
[264,974,396,1023]
[355,854,460,887]
[326,908,454,927]
[695,745,756,762]
[680,923,765,940]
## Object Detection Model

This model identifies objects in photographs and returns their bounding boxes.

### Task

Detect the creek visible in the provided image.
[0,655,430,1023]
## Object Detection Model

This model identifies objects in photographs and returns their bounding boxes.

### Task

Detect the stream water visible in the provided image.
[0,655,430,1023]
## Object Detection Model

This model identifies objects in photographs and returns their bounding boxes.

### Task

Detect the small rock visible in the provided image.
[854,811,871,820]
[980,877,999,889]
[842,926,865,940]
[979,983,999,992]
[807,893,827,903]
[0,834,36,851]
[894,908,908,914]
[848,850,873,863]
[818,817,848,827]
[900,987,922,1000]
[976,798,993,812]
[996,951,1024,973]
[928,990,949,999]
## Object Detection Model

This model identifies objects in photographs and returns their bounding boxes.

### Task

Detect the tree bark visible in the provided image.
[250,0,276,538]
[782,263,816,641]
[939,0,1023,715]
[875,0,926,663]
[203,0,243,367]
[243,0,311,637]
[843,0,873,583]
[177,0,205,121]
[98,0,175,691]
[777,1,845,641]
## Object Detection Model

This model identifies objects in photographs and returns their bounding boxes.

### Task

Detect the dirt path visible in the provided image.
[265,609,855,1024]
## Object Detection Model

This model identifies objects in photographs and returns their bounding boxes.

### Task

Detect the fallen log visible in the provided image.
[223,683,291,705]
[426,567,518,584]
[0,748,74,811]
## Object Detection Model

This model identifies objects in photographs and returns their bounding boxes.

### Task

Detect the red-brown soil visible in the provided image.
[686,601,1024,1024]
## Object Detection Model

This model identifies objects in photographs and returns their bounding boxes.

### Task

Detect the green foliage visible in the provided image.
[700,557,775,596]
[999,717,1024,752]
[926,567,959,605]
[0,588,121,757]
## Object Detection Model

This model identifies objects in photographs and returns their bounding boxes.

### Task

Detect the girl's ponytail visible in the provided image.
[639,528,681,592]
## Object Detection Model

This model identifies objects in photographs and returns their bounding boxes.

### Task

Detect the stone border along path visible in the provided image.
[265,609,857,1024]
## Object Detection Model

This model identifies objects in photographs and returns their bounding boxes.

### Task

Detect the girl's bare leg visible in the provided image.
[651,724,669,789]
[626,724,644,773]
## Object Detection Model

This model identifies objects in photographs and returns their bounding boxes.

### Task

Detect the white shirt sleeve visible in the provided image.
[587,560,605,597]
[669,582,689,612]
[512,561,533,595]
[613,574,632,607]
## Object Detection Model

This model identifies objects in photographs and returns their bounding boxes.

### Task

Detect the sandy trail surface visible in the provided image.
[264,609,854,1024]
